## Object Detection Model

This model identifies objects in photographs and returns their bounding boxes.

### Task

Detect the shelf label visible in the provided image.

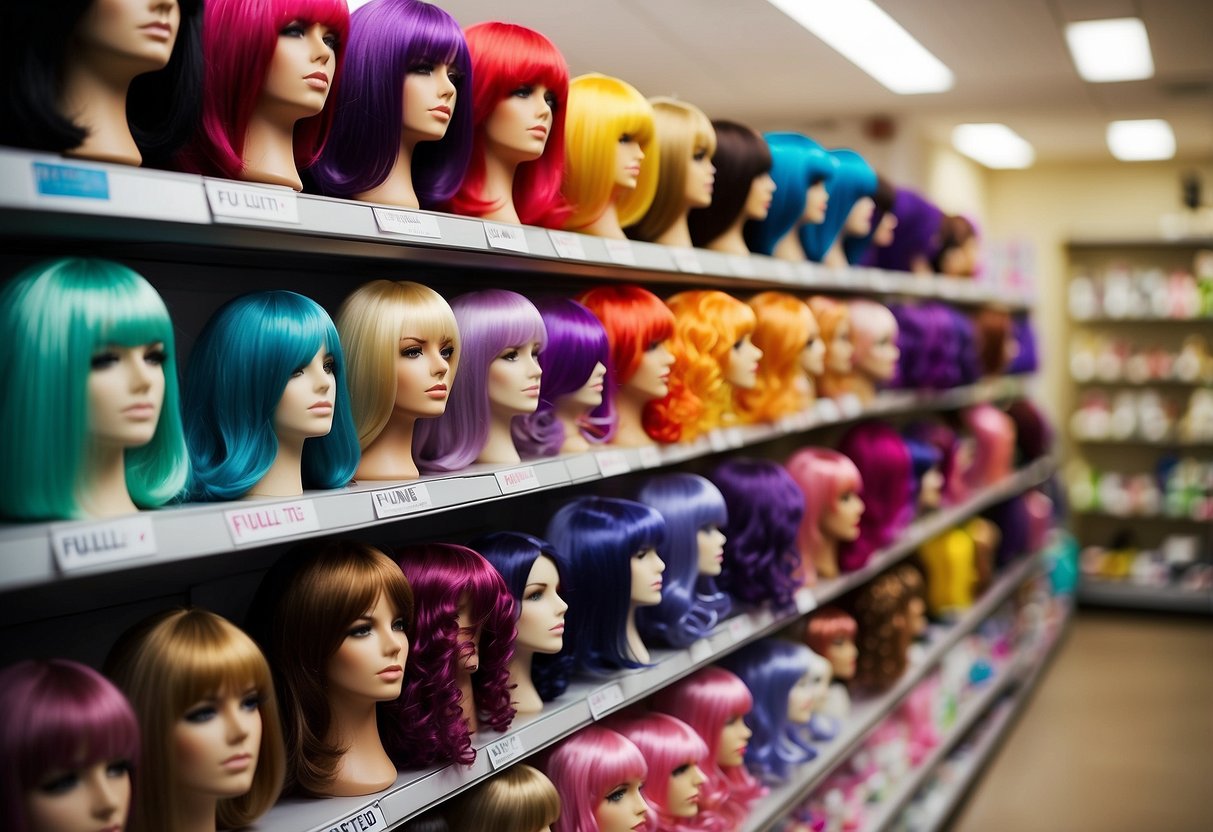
[548,229,588,259]
[33,162,109,200]
[369,483,433,519]
[486,733,527,770]
[604,239,637,266]
[224,500,319,545]
[51,516,156,573]
[322,802,387,832]
[484,222,530,253]
[671,248,705,274]
[727,615,754,643]
[595,450,630,478]
[708,430,730,453]
[729,255,757,278]
[638,446,663,469]
[588,683,625,720]
[795,587,818,614]
[372,207,442,239]
[205,180,299,223]
[495,466,540,494]
[689,638,713,663]
[770,259,795,281]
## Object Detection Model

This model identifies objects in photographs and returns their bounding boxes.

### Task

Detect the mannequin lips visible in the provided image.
[550,622,565,634]
[124,402,157,419]
[430,105,451,121]
[308,400,333,414]
[221,752,252,772]
[141,21,173,40]
[378,664,403,681]
[304,71,330,91]
[523,384,541,397]
[425,383,448,399]
[528,125,549,138]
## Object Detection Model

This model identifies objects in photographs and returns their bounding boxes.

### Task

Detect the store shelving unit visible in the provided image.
[1076,579,1213,614]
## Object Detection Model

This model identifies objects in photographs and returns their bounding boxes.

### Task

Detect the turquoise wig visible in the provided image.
[801,149,877,263]
[183,291,360,501]
[0,258,188,520]
[744,132,838,256]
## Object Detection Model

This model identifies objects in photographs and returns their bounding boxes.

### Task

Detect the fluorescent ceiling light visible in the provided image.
[1107,119,1175,161]
[1065,18,1154,82]
[764,0,954,94]
[952,124,1035,169]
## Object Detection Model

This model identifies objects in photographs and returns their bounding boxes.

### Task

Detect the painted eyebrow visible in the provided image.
[400,336,425,343]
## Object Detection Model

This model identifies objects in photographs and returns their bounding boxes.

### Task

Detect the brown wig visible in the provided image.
[688,120,772,248]
[849,571,913,694]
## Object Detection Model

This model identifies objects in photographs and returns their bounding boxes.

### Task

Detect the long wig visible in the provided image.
[836,422,914,572]
[864,188,944,273]
[608,711,715,832]
[735,292,816,423]
[784,447,863,577]
[962,404,1016,490]
[807,296,852,399]
[628,98,717,242]
[850,571,913,693]
[689,121,773,248]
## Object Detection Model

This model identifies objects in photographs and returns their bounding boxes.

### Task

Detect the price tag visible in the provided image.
[486,733,527,770]
[638,446,663,469]
[372,207,442,238]
[595,450,631,478]
[369,483,433,519]
[689,638,714,663]
[771,259,795,281]
[671,248,705,274]
[322,801,388,832]
[587,683,626,720]
[495,466,540,494]
[728,615,754,642]
[729,255,757,278]
[548,229,588,259]
[795,587,818,614]
[725,427,745,448]
[605,238,638,266]
[838,394,863,418]
[204,180,299,223]
[708,431,730,453]
[33,161,109,200]
[51,516,156,573]
[484,222,530,253]
[224,500,319,545]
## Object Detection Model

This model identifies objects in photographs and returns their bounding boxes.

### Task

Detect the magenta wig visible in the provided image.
[385,543,516,768]
[607,711,713,832]
[179,0,350,179]
[784,448,863,574]
[962,405,1016,491]
[312,0,472,204]
[905,421,968,506]
[836,423,914,572]
[540,725,653,832]
[0,659,139,832]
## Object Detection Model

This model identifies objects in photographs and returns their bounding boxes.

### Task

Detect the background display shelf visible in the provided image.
[1070,316,1213,324]
[1077,579,1213,614]
[1073,437,1213,449]
[1072,378,1213,389]
[1072,510,1212,525]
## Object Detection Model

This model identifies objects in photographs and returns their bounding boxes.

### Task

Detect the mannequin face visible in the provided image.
[615,135,645,190]
[844,196,876,236]
[716,713,752,768]
[743,172,777,221]
[485,84,556,164]
[326,592,408,703]
[488,341,543,417]
[872,211,898,247]
[825,635,858,680]
[630,547,665,606]
[173,685,263,801]
[260,21,339,119]
[402,62,460,144]
[25,759,131,832]
[625,340,675,401]
[786,671,815,724]
[88,342,166,449]
[808,661,832,707]
[455,595,482,673]
[395,335,455,418]
[826,320,854,375]
[725,333,763,390]
[801,320,827,378]
[919,467,944,510]
[596,779,648,832]
[74,0,179,72]
[666,761,707,818]
[516,555,568,654]
[696,524,726,576]
[274,346,335,441]
[565,361,607,410]
[684,144,715,208]
[856,324,900,381]
[821,489,864,542]
[803,181,829,224]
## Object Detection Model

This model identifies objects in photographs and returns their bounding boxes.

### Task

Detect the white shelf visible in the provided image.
[1077,579,1213,614]
[1074,436,1213,449]
[1073,509,1212,525]
[1071,316,1213,325]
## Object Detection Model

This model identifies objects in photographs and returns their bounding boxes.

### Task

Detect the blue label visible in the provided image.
[33,162,110,200]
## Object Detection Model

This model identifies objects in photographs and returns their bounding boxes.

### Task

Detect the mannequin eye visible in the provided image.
[184,704,217,723]
[143,344,167,365]
[38,770,82,794]
[447,68,465,85]
[347,622,373,638]
[733,339,745,350]
[499,349,520,362]
[401,346,423,359]
[410,62,434,75]
[392,617,407,632]
[645,340,663,352]
[105,759,131,779]
[605,785,628,803]
[544,91,559,110]
[526,589,544,602]
[323,356,336,374]
[279,21,306,37]
[510,84,534,99]
[672,763,690,776]
[322,30,340,51]
[692,148,708,162]
[440,345,455,360]
[240,692,261,711]
[90,350,120,370]
[619,132,634,143]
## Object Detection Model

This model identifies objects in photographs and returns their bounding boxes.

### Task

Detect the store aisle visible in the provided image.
[950,609,1213,832]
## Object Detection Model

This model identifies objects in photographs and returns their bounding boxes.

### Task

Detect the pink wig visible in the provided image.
[385,544,516,768]
[608,711,712,832]
[784,447,862,579]
[962,405,1016,491]
[541,725,653,832]
[803,607,857,656]
[836,422,914,572]
[650,667,766,830]
[847,300,898,384]
[181,0,350,179]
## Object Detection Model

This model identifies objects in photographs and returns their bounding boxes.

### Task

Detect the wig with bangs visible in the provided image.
[178,0,350,179]
[785,447,863,581]
[563,73,658,231]
[445,22,570,228]
[0,258,188,520]
[962,404,1017,490]
[916,528,978,620]
[864,188,943,274]
[0,660,140,832]
[844,174,896,264]
[541,726,652,832]
[801,149,876,262]
[689,120,773,249]
[836,422,914,572]
[312,0,471,204]
[246,539,413,796]
[803,607,857,657]
[905,421,968,506]
[628,98,717,242]
[386,544,516,768]
[444,763,561,832]
[183,290,359,501]
[1006,398,1052,462]
[105,608,285,832]
[577,284,676,387]
[745,132,838,256]
[807,296,853,399]
[545,497,667,673]
[905,437,944,506]
[608,711,715,832]
[735,292,817,423]
[974,307,1014,376]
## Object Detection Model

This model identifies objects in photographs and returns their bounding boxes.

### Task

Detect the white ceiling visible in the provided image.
[431,0,1213,163]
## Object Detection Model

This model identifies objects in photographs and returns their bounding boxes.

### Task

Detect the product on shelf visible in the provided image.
[839,299,901,404]
[933,214,982,278]
[745,132,836,260]
[803,607,859,719]
[850,571,915,694]
[865,187,945,275]
[608,710,716,829]
[844,173,897,266]
[806,148,877,266]
[442,763,560,832]
[539,725,652,832]
[689,119,776,255]
[809,296,857,403]
[837,422,915,572]
[785,447,865,581]
[627,97,716,248]
[738,291,824,423]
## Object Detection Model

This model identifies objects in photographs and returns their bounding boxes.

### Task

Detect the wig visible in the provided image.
[104,608,286,832]
[863,188,943,274]
[1006,399,1053,462]
[916,528,977,618]
[0,258,188,521]
[540,725,652,832]
[576,284,676,387]
[974,308,1014,376]
[735,292,816,423]
[513,297,615,455]
[844,174,896,265]
[178,0,351,179]
[931,214,979,275]
[801,149,876,263]
[904,421,968,506]
[386,543,516,768]
[850,572,913,693]
[311,0,471,204]
[847,300,899,385]
[784,447,863,577]
[807,296,852,399]
[444,763,561,832]
[688,121,773,248]
[718,640,817,785]
[708,458,804,609]
[635,474,732,648]
[1007,314,1039,375]
[904,437,944,506]
[961,404,1016,490]
[1,0,203,166]
[245,539,414,796]
[182,290,359,501]
[414,289,547,473]
[744,132,838,256]
[836,423,914,572]
[545,497,667,673]
[0,660,140,832]
[562,73,658,230]
[803,648,838,740]
[445,22,570,228]
[628,98,717,242]
[890,302,977,391]
[336,280,460,450]
[803,607,858,658]
[984,496,1031,569]
[608,711,713,832]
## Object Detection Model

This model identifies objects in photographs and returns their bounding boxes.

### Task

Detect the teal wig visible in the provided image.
[0,258,188,520]
[744,132,838,256]
[801,148,877,262]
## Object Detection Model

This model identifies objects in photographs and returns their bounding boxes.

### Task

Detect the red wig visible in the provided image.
[577,284,676,385]
[803,606,857,656]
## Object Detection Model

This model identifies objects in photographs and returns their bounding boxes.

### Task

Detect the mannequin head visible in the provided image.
[628,98,717,243]
[896,563,929,638]
[541,726,652,832]
[905,420,968,506]
[1007,315,1039,375]
[974,308,1016,376]
[801,149,877,262]
[444,764,560,832]
[806,296,854,399]
[961,404,1016,490]
[905,437,945,512]
[848,300,900,390]
[745,132,838,256]
[562,73,658,232]
[735,292,819,423]
[445,22,570,228]
[311,0,471,205]
[890,302,977,391]
[866,188,943,274]
[1006,399,1052,462]
[850,572,913,693]
[785,447,863,579]
[932,215,981,277]
[0,258,188,521]
[708,457,804,609]
[414,289,546,473]
[105,608,285,832]
[844,174,897,264]
[836,422,914,572]
[608,712,710,828]
[803,607,858,682]
[0,660,139,832]
[688,120,774,248]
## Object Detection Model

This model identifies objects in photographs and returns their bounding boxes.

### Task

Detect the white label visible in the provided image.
[728,616,754,642]
[771,259,795,281]
[51,516,157,573]
[708,431,730,453]
[838,394,864,418]
[484,222,530,253]
[372,207,442,238]
[369,483,433,518]
[588,683,626,720]
[671,248,705,274]
[725,427,745,448]
[548,229,588,259]
[595,450,631,478]
[486,733,527,770]
[795,587,818,614]
[323,802,387,832]
[224,500,319,545]
[638,446,663,469]
[204,180,299,223]
[689,638,713,663]
[729,255,757,278]
[495,466,540,494]
[604,238,637,266]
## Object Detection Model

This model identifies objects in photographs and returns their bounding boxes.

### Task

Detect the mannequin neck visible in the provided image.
[479,411,522,466]
[849,372,878,405]
[554,398,592,454]
[611,389,654,447]
[654,213,693,248]
[59,60,141,166]
[355,410,419,481]
[822,240,849,268]
[773,226,809,262]
[480,151,521,224]
[706,216,750,255]
[795,371,817,411]
[813,534,841,580]
[577,200,627,239]
[508,647,544,714]
[457,667,477,734]
[242,109,303,191]
[79,443,138,518]
[325,692,395,796]
[355,139,418,208]
[247,435,304,499]
[625,605,649,664]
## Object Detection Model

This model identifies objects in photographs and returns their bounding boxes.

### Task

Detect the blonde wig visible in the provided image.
[444,764,560,832]
[627,98,716,242]
[563,73,658,231]
[336,280,460,449]
[736,292,817,423]
[807,296,853,399]
[105,608,285,832]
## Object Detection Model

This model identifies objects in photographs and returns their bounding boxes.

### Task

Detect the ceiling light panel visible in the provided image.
[1065,17,1154,82]
[1106,119,1176,161]
[952,124,1036,169]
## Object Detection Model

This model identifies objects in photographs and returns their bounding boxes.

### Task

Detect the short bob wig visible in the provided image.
[541,725,652,832]
[689,120,773,248]
[735,292,817,424]
[628,98,717,242]
[801,148,877,263]
[444,763,561,832]
[608,710,712,832]
[577,284,676,389]
[744,132,838,256]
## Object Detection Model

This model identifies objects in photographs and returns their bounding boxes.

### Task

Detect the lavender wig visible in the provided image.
[863,188,943,273]
[836,422,914,572]
[1007,314,1039,375]
[311,0,472,204]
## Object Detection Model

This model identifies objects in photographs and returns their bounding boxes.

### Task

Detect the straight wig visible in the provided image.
[962,404,1016,490]
[801,149,876,262]
[844,174,896,264]
[628,98,717,242]
[444,763,561,832]
[847,300,899,390]
[1008,314,1039,374]
[784,447,863,577]
[803,607,857,657]
[608,711,714,832]
[735,292,816,423]
[688,120,772,248]
[576,284,676,387]
[864,188,943,273]
[904,421,968,506]
[540,725,652,832]
[836,422,914,572]
[807,296,852,399]
[744,132,837,256]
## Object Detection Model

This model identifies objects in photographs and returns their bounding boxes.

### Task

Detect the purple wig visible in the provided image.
[512,297,614,456]
[863,188,943,273]
[311,0,472,204]
[984,496,1030,569]
[1007,314,1039,375]
[708,458,803,610]
[836,423,914,572]
[385,543,516,768]
[891,302,979,390]
[0,660,140,832]
[414,289,547,473]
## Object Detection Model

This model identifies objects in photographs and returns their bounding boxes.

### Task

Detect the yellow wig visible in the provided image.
[736,292,817,423]
[627,98,716,242]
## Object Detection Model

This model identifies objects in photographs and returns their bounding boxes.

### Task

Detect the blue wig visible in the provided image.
[635,474,731,648]
[744,133,838,256]
[905,437,943,506]
[801,149,877,262]
[183,291,360,501]
[545,497,666,674]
